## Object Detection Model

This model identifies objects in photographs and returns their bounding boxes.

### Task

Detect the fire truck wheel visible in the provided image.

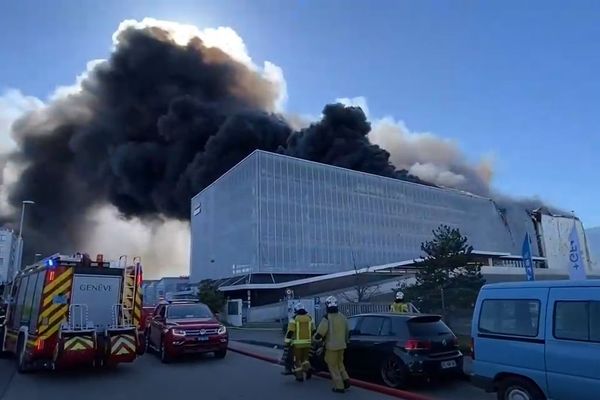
[145,331,153,354]
[0,326,6,358]
[16,335,31,373]
[159,338,171,364]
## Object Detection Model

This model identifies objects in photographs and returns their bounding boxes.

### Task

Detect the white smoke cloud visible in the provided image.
[83,206,190,279]
[336,95,493,193]
[369,115,493,194]
[0,90,45,212]
[0,89,44,152]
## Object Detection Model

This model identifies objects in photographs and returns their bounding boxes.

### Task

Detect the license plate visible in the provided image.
[197,336,209,342]
[441,360,457,369]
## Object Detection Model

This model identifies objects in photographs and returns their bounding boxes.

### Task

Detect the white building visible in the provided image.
[0,228,19,283]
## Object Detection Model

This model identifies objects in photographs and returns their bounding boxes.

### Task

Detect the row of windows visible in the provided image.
[479,299,600,343]
[257,153,469,206]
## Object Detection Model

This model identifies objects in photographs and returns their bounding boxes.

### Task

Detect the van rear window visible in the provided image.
[479,299,540,337]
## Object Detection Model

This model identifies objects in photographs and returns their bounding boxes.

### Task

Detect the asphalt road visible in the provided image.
[0,350,399,400]
[229,328,494,400]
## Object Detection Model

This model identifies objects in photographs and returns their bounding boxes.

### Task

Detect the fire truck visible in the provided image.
[0,253,144,372]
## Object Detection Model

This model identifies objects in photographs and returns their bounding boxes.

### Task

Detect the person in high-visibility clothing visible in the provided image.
[284,302,314,381]
[314,296,350,393]
[390,291,410,313]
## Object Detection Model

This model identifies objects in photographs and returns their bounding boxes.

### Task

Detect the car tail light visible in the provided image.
[404,338,432,351]
[470,337,475,359]
[35,338,44,351]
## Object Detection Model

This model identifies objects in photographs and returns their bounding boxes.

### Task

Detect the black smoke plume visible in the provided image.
[2,23,419,261]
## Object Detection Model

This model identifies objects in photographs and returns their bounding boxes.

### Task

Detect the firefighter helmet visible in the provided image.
[325,296,338,308]
[293,302,305,313]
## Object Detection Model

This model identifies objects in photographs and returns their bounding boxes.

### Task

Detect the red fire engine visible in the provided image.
[0,253,144,372]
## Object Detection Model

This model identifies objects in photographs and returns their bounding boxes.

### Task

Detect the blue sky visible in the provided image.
[1,0,599,226]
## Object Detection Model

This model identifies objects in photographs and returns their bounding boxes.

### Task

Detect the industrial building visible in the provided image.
[190,150,597,306]
[0,228,19,283]
[142,276,190,305]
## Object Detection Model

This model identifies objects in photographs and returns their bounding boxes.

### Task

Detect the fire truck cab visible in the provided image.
[0,253,144,372]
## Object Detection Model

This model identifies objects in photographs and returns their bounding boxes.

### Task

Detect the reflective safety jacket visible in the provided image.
[315,312,348,351]
[390,302,409,313]
[286,314,314,348]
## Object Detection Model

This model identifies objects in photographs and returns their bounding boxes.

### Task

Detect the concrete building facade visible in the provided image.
[0,228,19,283]
[190,150,595,285]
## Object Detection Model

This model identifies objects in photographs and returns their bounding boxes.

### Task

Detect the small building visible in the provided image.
[154,276,190,303]
[0,228,19,283]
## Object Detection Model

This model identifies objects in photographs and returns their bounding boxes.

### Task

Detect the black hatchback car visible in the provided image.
[342,313,463,388]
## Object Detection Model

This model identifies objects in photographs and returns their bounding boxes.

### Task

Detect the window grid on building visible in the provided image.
[190,150,535,281]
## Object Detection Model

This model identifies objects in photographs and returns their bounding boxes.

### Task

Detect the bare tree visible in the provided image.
[340,251,380,303]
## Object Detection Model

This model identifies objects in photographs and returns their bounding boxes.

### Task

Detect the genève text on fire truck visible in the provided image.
[0,253,144,372]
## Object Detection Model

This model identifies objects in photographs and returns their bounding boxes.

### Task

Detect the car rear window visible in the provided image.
[407,316,452,336]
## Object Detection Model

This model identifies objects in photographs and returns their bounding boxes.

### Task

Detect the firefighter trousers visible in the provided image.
[293,346,311,379]
[324,349,349,390]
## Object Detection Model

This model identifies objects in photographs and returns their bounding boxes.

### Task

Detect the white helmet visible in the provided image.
[325,296,338,308]
[395,291,405,301]
[293,302,305,312]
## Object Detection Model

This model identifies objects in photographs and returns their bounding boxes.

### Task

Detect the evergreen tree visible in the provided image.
[404,225,485,313]
[197,280,226,314]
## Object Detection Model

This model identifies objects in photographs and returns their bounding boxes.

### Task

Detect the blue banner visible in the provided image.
[522,233,535,281]
[568,224,588,280]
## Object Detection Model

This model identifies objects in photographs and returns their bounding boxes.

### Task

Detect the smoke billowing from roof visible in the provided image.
[0,19,560,275]
[0,19,421,263]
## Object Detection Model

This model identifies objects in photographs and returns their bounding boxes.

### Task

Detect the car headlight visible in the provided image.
[172,329,186,337]
[218,325,227,335]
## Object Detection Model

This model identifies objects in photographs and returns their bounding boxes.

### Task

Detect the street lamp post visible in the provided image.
[16,200,35,270]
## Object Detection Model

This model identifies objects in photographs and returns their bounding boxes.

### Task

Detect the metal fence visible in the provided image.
[316,302,419,321]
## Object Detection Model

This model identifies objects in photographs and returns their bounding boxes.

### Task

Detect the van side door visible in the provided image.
[545,286,600,400]
[474,288,548,394]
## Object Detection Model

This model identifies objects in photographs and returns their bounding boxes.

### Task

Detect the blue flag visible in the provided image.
[522,233,535,281]
[568,224,587,280]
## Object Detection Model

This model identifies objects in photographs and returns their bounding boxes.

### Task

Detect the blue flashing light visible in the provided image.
[46,257,58,268]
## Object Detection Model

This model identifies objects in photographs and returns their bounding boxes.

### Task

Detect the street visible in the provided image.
[0,348,402,400]
[229,329,494,400]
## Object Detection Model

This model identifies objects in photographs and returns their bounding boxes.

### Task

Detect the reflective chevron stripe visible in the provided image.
[64,336,94,351]
[110,334,136,355]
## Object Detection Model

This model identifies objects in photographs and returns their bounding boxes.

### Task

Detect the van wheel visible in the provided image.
[498,377,545,400]
[16,336,30,373]
[380,355,408,388]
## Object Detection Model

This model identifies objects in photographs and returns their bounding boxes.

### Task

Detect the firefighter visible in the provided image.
[390,291,409,313]
[314,296,350,393]
[284,302,314,381]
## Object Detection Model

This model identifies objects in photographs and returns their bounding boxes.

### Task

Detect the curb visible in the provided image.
[228,344,435,400]
[228,327,282,332]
